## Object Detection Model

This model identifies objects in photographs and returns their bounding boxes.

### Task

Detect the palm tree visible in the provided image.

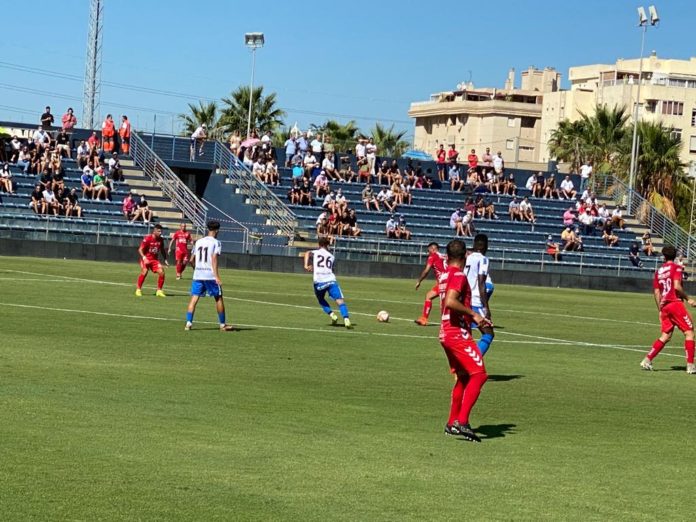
[219,86,285,137]
[578,104,630,171]
[371,123,409,158]
[548,119,588,173]
[310,120,361,154]
[178,101,223,139]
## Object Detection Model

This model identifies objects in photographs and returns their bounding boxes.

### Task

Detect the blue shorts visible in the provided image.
[314,281,343,301]
[191,280,222,298]
[486,282,495,300]
[471,305,488,329]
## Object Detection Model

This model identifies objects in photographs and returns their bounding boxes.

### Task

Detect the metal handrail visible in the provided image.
[594,173,696,259]
[201,197,252,252]
[131,132,208,234]
[212,140,297,241]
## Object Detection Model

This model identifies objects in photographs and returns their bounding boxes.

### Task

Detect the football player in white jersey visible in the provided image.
[184,221,234,331]
[465,234,494,355]
[303,236,353,329]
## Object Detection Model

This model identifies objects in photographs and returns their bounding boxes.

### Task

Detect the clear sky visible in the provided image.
[2,0,695,141]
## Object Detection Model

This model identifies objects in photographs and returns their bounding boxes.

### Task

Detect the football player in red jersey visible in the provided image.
[415,242,447,326]
[135,224,168,297]
[439,239,491,442]
[168,222,193,280]
[641,245,696,374]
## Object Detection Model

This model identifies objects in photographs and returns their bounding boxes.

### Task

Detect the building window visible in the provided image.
[671,128,682,141]
[691,109,696,127]
[519,145,535,151]
[506,139,515,150]
[661,101,684,116]
[507,117,516,127]
[690,136,696,153]
[521,117,535,128]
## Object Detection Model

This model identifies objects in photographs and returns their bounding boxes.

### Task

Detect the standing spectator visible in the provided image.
[492,151,504,175]
[579,160,593,193]
[447,144,459,164]
[366,137,377,176]
[467,148,478,173]
[40,106,54,129]
[102,114,116,153]
[519,196,536,223]
[546,235,562,261]
[190,123,207,159]
[450,208,465,236]
[310,134,323,164]
[508,197,521,221]
[435,144,447,182]
[297,132,309,156]
[642,232,655,256]
[355,138,366,159]
[629,242,644,267]
[560,175,577,200]
[361,183,380,211]
[61,107,77,131]
[260,130,273,157]
[119,115,131,155]
[481,147,493,174]
[284,135,297,167]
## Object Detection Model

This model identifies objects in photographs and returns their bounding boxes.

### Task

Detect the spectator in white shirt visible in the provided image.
[322,191,336,212]
[43,186,61,215]
[493,152,504,174]
[321,152,338,181]
[525,173,536,191]
[519,196,536,223]
[578,209,595,236]
[560,175,577,200]
[579,160,593,192]
[611,207,625,229]
[314,171,330,198]
[366,137,377,175]
[355,139,366,159]
[303,152,318,176]
[9,136,22,163]
[33,126,49,147]
[597,204,610,226]
[377,187,396,213]
[386,215,398,238]
[190,124,207,158]
[310,135,323,163]
[450,209,465,236]
[334,188,348,213]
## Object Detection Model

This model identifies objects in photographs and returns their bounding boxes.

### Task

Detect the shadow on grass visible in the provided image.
[329,323,358,328]
[475,423,517,440]
[670,365,687,372]
[487,374,524,382]
[190,326,257,332]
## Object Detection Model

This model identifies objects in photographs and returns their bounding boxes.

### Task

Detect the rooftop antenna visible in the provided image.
[82,0,104,130]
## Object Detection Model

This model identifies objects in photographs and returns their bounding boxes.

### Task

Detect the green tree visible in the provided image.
[309,120,361,154]
[578,104,630,171]
[548,119,589,173]
[178,101,223,139]
[370,123,409,158]
[220,86,285,137]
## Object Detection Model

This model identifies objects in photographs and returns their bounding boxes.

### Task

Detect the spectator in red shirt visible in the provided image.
[467,149,478,172]
[87,131,99,150]
[447,144,459,164]
[435,144,446,182]
[61,107,77,131]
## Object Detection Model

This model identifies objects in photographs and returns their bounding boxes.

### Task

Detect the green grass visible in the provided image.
[0,255,692,520]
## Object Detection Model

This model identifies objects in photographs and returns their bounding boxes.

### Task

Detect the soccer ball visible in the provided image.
[377,310,390,323]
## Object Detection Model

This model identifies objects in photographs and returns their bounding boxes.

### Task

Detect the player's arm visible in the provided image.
[415,262,433,290]
[137,243,148,263]
[303,251,313,272]
[673,278,696,306]
[167,235,175,254]
[653,288,662,311]
[444,288,491,327]
[211,252,221,285]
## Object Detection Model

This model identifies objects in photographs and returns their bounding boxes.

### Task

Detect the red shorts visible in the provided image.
[660,301,694,333]
[175,251,189,262]
[440,337,486,375]
[140,258,162,273]
[430,283,439,296]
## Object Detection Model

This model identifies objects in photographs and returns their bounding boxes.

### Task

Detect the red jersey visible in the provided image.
[140,234,164,261]
[447,149,459,162]
[436,149,446,164]
[438,265,473,342]
[427,251,448,279]
[172,230,192,254]
[467,154,478,168]
[654,261,684,306]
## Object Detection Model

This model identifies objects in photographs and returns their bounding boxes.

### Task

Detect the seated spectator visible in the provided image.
[461,210,475,237]
[64,188,83,218]
[61,107,77,131]
[519,196,536,223]
[252,157,266,181]
[611,206,625,229]
[450,208,465,236]
[388,160,401,180]
[386,214,399,238]
[9,136,22,163]
[357,156,371,184]
[532,172,545,198]
[287,179,301,204]
[546,235,562,262]
[578,208,595,236]
[448,163,465,192]
[0,163,15,194]
[575,233,585,252]
[560,175,577,200]
[316,212,330,237]
[42,184,62,216]
[108,153,124,182]
[291,150,303,169]
[299,179,314,206]
[345,209,361,237]
[339,163,357,183]
[561,226,581,251]
[51,168,65,193]
[504,172,517,196]
[490,171,505,194]
[87,131,99,150]
[525,172,537,193]
[376,161,391,186]
[562,206,576,227]
[92,167,110,200]
[16,146,31,174]
[322,190,336,212]
[313,170,330,198]
[303,151,318,177]
[377,186,397,213]
[291,163,305,183]
[629,242,644,267]
[81,166,94,199]
[597,204,610,226]
[321,152,338,181]
[391,182,404,206]
[334,188,348,213]
[508,197,521,221]
[602,222,620,247]
[361,183,380,211]
[475,196,498,220]
[641,232,655,256]
[30,184,45,214]
[38,170,52,191]
[544,176,559,199]
[122,191,137,220]
[401,182,413,205]
[55,129,71,158]
[397,214,412,240]
[131,195,153,223]
[76,141,90,168]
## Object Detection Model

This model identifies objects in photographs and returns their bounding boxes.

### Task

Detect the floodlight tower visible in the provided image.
[628,5,659,214]
[244,32,265,139]
[82,0,104,130]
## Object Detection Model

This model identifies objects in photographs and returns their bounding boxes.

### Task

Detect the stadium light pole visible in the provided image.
[628,5,659,214]
[244,32,265,140]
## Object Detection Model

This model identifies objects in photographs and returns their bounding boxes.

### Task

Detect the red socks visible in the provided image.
[685,340,695,364]
[458,372,488,425]
[647,339,665,361]
[423,300,433,319]
[176,261,186,276]
[448,376,466,425]
[136,273,146,289]
[157,274,165,290]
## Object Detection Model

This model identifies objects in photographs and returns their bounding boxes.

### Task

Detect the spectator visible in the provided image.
[435,144,447,182]
[602,222,620,247]
[386,214,399,238]
[316,211,330,236]
[81,166,94,199]
[297,132,309,156]
[61,107,77,131]
[92,167,110,200]
[260,130,273,157]
[51,164,65,193]
[190,123,207,159]
[282,136,297,168]
[461,210,475,237]
[561,226,581,251]
[76,141,90,168]
[388,159,400,180]
[448,162,465,191]
[310,134,323,163]
[55,129,71,158]
[354,138,366,160]
[597,204,610,226]
[321,152,338,181]
[119,115,131,155]
[377,186,397,213]
[449,208,465,236]
[376,161,390,186]
[303,151,318,177]
[546,234,562,262]
[339,163,357,183]
[299,179,314,206]
[334,188,348,213]
[102,114,116,153]
[42,184,62,215]
[366,137,377,176]
[475,196,498,220]
[0,163,15,194]
[611,206,625,229]
[40,106,54,128]
[252,157,266,182]
[30,184,45,214]
[287,179,301,204]
[361,183,380,211]
[122,191,137,220]
[508,197,521,221]
[560,175,577,200]
[265,158,279,186]
[503,172,517,196]
[575,233,585,252]
[108,152,124,182]
[492,151,504,175]
[390,181,405,206]
[642,232,655,256]
[87,131,99,150]
[131,195,153,223]
[467,148,478,172]
[629,242,644,267]
[9,136,22,163]
[578,208,595,236]
[64,188,83,218]
[481,147,493,174]
[447,144,459,164]
[357,156,371,184]
[519,196,536,223]
[525,172,536,192]
[345,209,361,236]
[562,206,576,227]
[33,126,50,148]
[579,160,593,193]
[543,176,559,199]
[397,214,412,240]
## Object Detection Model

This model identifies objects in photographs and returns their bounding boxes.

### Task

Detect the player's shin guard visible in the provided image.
[448,377,466,425]
[176,262,183,276]
[186,311,194,323]
[423,300,433,319]
[317,296,332,314]
[157,274,165,290]
[647,339,666,361]
[218,312,226,326]
[685,339,695,364]
[458,372,487,425]
[136,273,146,289]
[338,303,349,318]
[478,333,494,356]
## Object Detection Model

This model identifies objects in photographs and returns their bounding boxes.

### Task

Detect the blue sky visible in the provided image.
[2,0,695,141]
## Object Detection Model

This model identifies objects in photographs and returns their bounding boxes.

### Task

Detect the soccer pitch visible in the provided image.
[0,255,692,520]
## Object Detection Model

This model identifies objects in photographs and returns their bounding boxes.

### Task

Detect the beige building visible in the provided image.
[541,53,696,166]
[408,67,561,165]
